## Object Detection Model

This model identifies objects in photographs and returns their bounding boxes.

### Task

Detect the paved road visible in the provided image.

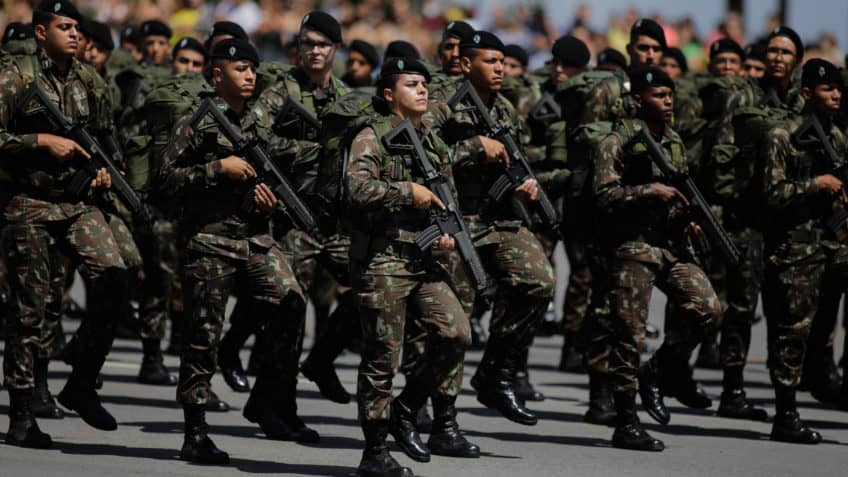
[0,245,846,477]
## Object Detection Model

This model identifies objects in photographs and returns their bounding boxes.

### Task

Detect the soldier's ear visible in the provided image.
[34,23,48,43]
[460,55,472,75]
[631,92,643,109]
[800,86,812,102]
[383,87,393,105]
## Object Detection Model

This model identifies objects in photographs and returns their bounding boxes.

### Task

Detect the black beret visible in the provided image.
[121,24,141,45]
[35,0,82,23]
[745,41,768,62]
[141,20,172,39]
[662,47,688,74]
[81,20,114,50]
[597,47,627,69]
[173,37,207,60]
[630,18,666,49]
[210,21,248,40]
[802,58,841,90]
[300,11,342,44]
[768,26,804,61]
[378,57,431,83]
[347,39,379,67]
[630,66,675,93]
[384,40,420,61]
[211,38,260,65]
[3,22,34,45]
[709,38,744,60]
[443,20,474,41]
[503,44,528,67]
[552,35,590,68]
[460,30,504,54]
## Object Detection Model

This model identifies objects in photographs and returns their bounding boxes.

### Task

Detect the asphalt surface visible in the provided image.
[0,244,846,477]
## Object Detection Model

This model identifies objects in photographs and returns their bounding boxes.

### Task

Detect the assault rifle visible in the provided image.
[19,80,151,223]
[382,119,490,294]
[280,96,321,131]
[189,98,321,238]
[628,123,742,265]
[447,80,559,226]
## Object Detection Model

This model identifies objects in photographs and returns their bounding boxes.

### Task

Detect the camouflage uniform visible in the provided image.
[347,113,470,422]
[593,120,722,391]
[158,96,305,405]
[760,114,848,388]
[0,52,128,390]
[429,86,555,380]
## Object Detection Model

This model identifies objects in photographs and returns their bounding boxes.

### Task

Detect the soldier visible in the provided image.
[349,56,479,477]
[659,47,687,80]
[742,41,767,79]
[1,0,130,447]
[158,38,307,464]
[596,48,627,73]
[593,66,722,451]
[80,20,113,77]
[343,39,379,88]
[430,30,556,426]
[428,21,474,95]
[758,58,848,444]
[140,20,171,67]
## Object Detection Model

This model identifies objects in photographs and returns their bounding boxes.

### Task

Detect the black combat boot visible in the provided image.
[300,358,350,404]
[359,420,414,477]
[276,378,320,443]
[180,404,230,464]
[243,377,300,440]
[6,389,53,448]
[637,356,669,425]
[138,338,178,385]
[58,365,117,431]
[611,390,664,452]
[388,392,430,462]
[803,350,842,404]
[218,331,251,393]
[415,404,432,434]
[427,396,480,458]
[717,367,768,421]
[475,358,538,426]
[558,333,585,373]
[584,371,616,426]
[770,385,821,444]
[31,358,64,419]
[205,388,231,412]
[660,351,711,409]
[514,348,544,402]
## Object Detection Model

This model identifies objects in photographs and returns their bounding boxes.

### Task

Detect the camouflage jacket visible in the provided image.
[253,68,349,194]
[593,120,690,249]
[762,113,848,243]
[0,50,113,222]
[158,95,278,260]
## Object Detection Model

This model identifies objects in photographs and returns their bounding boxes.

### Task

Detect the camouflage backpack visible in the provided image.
[557,69,629,131]
[254,61,294,98]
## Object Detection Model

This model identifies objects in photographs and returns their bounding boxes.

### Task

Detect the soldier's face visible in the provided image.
[173,49,205,74]
[123,42,144,62]
[627,35,662,67]
[710,52,742,77]
[504,57,525,77]
[439,37,462,74]
[765,36,798,80]
[742,59,766,79]
[35,15,81,59]
[803,83,842,114]
[462,49,505,94]
[144,35,170,65]
[84,40,110,73]
[635,86,674,123]
[298,29,337,74]
[345,51,373,83]
[384,73,428,118]
[214,59,256,100]
[659,57,683,80]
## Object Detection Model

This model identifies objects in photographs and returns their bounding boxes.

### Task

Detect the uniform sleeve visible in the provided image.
[156,114,220,199]
[763,127,820,209]
[593,134,654,210]
[427,100,484,167]
[346,127,412,211]
[0,64,39,155]
[582,77,617,124]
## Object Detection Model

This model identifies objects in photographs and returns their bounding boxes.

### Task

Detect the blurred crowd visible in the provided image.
[1,1,844,72]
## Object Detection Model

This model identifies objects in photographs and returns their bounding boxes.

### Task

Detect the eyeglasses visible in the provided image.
[299,38,334,51]
[766,47,795,58]
[176,57,204,67]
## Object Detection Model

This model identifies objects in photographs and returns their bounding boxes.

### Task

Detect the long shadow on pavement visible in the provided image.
[463,429,609,448]
[645,422,769,440]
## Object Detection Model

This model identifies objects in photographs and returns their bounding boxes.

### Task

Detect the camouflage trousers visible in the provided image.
[561,232,593,336]
[606,242,722,392]
[583,247,615,374]
[761,238,848,388]
[719,227,764,369]
[354,249,470,422]
[3,208,128,390]
[177,240,304,405]
[134,217,182,340]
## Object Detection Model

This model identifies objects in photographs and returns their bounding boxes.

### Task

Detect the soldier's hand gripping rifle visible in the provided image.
[382,119,490,294]
[629,123,742,266]
[190,98,321,239]
[19,80,151,223]
[791,114,848,240]
[447,80,559,226]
